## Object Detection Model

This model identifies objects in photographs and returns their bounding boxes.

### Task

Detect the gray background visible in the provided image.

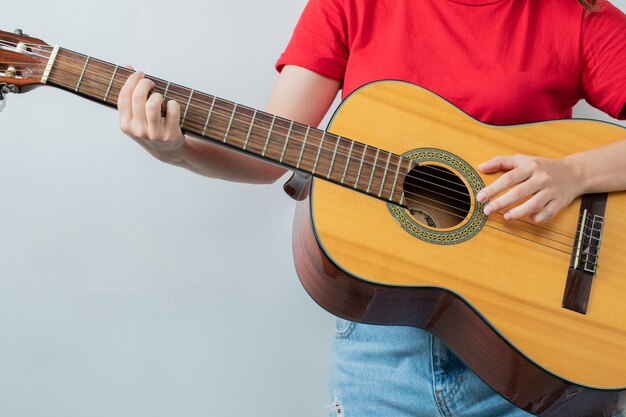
[1,1,625,416]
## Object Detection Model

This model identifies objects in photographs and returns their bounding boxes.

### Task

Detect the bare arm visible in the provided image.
[118,65,341,184]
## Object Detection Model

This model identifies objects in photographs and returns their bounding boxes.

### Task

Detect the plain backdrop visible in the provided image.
[1,1,625,417]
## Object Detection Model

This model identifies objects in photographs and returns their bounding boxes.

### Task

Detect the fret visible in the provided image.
[341,141,355,184]
[243,109,257,151]
[262,115,276,157]
[354,144,368,189]
[280,121,294,163]
[180,89,194,127]
[296,126,310,169]
[104,65,118,102]
[163,81,171,100]
[327,136,342,178]
[367,148,380,194]
[313,131,326,174]
[389,155,403,202]
[378,152,392,198]
[224,103,238,143]
[202,96,217,136]
[75,56,90,92]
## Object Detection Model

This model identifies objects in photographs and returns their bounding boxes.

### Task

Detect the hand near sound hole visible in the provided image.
[476,155,584,223]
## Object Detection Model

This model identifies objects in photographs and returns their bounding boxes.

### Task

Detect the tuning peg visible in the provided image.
[0,83,19,111]
[13,29,25,36]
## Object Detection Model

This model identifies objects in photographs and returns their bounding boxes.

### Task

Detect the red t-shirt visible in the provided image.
[276,0,626,125]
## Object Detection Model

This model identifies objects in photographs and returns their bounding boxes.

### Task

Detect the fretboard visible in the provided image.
[45,47,411,205]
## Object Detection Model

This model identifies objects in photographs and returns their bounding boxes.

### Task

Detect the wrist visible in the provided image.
[563,153,591,196]
[152,135,188,165]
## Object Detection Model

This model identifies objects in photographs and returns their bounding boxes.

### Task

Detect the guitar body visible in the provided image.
[2,29,624,417]
[293,81,626,417]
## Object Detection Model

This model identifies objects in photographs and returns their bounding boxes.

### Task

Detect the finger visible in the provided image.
[131,78,156,128]
[164,100,182,139]
[478,165,532,204]
[145,93,165,139]
[477,155,520,174]
[483,180,536,216]
[118,70,143,127]
[502,191,551,220]
[528,199,560,224]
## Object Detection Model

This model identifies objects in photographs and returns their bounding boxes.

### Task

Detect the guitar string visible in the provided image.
[6,47,603,258]
[9,44,606,248]
[45,60,597,257]
[393,178,596,248]
[11,58,473,197]
[5,57,598,251]
[6,43,603,252]
[0,42,576,207]
[13,62,495,206]
[0,49,603,264]
[10,60,576,223]
[6,49,598,250]
[44,62,591,245]
[3,54,584,244]
[0,47,588,233]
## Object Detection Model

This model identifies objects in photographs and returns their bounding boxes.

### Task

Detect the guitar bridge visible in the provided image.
[562,193,607,314]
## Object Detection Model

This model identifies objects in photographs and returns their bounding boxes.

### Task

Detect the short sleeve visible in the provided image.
[275,0,349,81]
[579,1,626,120]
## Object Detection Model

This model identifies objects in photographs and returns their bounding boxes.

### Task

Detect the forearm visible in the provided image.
[565,138,626,194]
[119,66,340,185]
[155,136,287,184]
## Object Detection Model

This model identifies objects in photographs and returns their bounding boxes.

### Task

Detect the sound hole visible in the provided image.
[404,164,472,229]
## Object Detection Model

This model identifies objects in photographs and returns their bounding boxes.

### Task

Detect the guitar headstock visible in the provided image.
[0,29,52,99]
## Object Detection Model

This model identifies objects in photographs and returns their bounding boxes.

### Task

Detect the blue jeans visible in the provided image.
[329,319,534,417]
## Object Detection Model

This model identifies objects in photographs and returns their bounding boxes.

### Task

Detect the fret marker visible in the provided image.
[41,45,60,84]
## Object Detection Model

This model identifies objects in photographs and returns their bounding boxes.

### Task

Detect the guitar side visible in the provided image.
[292,80,626,417]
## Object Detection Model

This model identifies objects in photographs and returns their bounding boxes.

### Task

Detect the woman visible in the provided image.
[118,0,626,415]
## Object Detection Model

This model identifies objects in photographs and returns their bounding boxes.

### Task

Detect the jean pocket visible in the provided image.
[334,318,356,339]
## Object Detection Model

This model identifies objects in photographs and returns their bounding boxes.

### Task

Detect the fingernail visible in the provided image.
[477,191,485,202]
[483,204,492,216]
[503,211,511,220]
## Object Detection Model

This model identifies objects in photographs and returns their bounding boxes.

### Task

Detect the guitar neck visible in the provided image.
[43,47,410,205]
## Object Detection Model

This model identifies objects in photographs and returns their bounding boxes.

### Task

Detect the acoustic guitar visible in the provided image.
[1,29,625,417]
